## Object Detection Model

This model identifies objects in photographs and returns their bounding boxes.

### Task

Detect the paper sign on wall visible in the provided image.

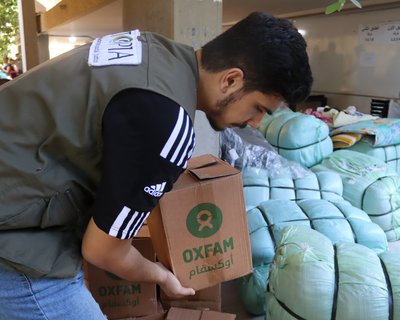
[359,21,400,44]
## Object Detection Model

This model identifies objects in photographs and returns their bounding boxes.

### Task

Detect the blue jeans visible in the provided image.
[0,266,106,320]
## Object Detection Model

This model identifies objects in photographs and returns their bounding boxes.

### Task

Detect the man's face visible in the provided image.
[204,89,282,131]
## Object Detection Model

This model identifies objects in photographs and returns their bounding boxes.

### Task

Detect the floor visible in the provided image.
[220,240,400,320]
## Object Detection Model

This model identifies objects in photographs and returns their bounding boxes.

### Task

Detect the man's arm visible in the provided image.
[82,217,195,298]
[85,88,196,298]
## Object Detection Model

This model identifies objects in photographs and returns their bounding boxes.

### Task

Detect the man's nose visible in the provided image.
[246,113,265,128]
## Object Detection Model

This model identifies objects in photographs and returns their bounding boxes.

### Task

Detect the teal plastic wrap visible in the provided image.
[260,109,333,168]
[257,199,387,254]
[241,199,387,315]
[246,207,275,266]
[380,250,400,318]
[266,226,399,320]
[242,168,343,208]
[312,149,400,241]
[267,226,335,320]
[240,264,270,315]
[348,140,400,175]
[258,107,293,136]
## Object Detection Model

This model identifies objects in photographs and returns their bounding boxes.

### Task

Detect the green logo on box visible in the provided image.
[186,203,223,238]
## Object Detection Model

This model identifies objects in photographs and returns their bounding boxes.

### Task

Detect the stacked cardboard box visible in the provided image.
[160,284,221,312]
[85,237,158,319]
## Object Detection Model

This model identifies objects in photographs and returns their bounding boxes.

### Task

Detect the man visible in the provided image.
[0,12,312,319]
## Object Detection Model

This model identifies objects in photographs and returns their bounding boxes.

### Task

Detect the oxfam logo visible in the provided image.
[112,35,134,43]
[186,203,223,238]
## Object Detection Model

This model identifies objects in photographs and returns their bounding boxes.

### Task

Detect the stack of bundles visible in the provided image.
[258,108,333,168]
[266,226,399,320]
[330,117,400,175]
[312,149,400,241]
[241,199,388,315]
[348,140,400,175]
[242,168,343,209]
[240,168,388,315]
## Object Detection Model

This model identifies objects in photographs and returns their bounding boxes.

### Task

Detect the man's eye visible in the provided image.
[256,106,264,113]
[257,106,272,115]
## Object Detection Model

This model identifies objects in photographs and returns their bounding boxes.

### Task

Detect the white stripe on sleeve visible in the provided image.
[160,107,184,158]
[177,126,194,166]
[108,206,131,237]
[170,114,190,163]
[128,211,150,238]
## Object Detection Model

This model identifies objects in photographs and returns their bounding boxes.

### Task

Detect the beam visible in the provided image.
[18,0,39,71]
[38,0,116,33]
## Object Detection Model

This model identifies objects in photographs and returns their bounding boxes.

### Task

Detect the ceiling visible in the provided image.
[35,0,399,37]
[222,0,335,23]
[35,0,335,16]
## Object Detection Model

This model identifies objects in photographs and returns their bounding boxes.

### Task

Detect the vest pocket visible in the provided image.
[40,186,91,228]
[0,185,92,230]
[0,199,47,229]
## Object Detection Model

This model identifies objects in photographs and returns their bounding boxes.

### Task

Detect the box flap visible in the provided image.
[166,307,201,320]
[166,307,236,320]
[187,154,219,170]
[201,310,236,320]
[188,154,239,180]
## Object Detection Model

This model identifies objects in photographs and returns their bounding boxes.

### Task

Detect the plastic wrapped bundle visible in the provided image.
[220,126,310,178]
[251,199,387,254]
[266,226,399,320]
[240,199,388,315]
[348,140,400,175]
[240,264,269,315]
[259,109,333,168]
[242,167,343,209]
[312,149,400,241]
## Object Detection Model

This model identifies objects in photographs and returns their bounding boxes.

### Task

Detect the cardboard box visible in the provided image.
[116,302,166,320]
[148,154,252,290]
[86,238,158,319]
[137,223,150,237]
[160,284,221,311]
[166,307,236,320]
[118,314,165,320]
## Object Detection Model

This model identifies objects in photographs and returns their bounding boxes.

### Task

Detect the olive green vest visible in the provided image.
[0,32,198,278]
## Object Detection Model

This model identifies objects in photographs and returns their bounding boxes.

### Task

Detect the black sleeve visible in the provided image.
[91,88,195,239]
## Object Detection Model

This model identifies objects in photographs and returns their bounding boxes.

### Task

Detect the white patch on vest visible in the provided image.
[88,30,142,67]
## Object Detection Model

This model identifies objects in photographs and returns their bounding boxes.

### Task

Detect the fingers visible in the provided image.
[166,286,196,299]
[156,262,196,298]
[180,286,196,296]
[165,272,196,298]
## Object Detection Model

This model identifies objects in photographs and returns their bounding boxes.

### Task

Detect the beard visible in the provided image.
[205,89,246,131]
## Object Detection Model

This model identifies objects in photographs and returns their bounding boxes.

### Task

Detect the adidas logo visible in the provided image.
[144,182,166,197]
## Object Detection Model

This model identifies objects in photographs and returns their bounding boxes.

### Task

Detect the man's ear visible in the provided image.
[220,68,244,93]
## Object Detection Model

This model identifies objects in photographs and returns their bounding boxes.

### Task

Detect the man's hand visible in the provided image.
[82,218,195,298]
[156,262,195,298]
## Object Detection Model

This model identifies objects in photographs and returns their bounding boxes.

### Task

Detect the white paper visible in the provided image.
[359,21,400,45]
[88,30,142,67]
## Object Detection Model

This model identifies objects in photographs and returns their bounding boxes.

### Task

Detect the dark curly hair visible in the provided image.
[201,12,313,105]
